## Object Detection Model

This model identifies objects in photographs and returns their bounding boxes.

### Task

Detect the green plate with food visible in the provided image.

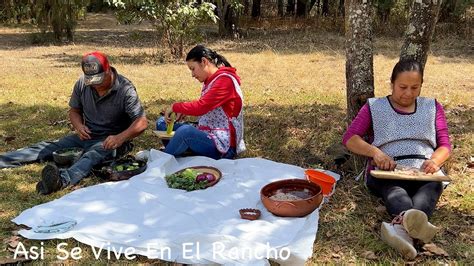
[98,157,147,181]
[165,166,222,191]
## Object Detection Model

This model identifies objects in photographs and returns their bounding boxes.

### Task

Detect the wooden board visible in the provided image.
[370,170,451,182]
[153,130,175,139]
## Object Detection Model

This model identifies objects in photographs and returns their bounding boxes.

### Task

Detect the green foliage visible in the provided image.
[108,0,218,58]
[0,0,31,23]
[439,0,474,22]
[31,0,89,42]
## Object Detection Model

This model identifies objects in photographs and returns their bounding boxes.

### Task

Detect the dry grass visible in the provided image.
[0,13,473,264]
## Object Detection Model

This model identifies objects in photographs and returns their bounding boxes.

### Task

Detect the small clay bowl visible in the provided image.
[239,208,261,220]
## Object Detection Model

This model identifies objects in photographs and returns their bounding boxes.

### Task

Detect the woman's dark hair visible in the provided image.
[186,45,232,67]
[390,59,424,83]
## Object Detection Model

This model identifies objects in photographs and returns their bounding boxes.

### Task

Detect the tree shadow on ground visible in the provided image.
[1,100,473,264]
[0,103,71,151]
[37,50,171,69]
[1,14,472,61]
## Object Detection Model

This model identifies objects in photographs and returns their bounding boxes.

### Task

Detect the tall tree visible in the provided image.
[243,0,250,15]
[252,0,261,18]
[322,0,329,16]
[277,0,284,16]
[215,0,241,37]
[338,0,345,16]
[296,0,311,17]
[400,0,442,68]
[345,0,375,123]
[287,0,295,15]
[109,0,217,58]
[33,0,89,42]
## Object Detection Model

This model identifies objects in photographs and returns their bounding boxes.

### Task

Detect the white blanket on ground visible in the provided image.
[12,150,339,265]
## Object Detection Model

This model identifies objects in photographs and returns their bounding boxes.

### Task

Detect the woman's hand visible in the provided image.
[176,113,186,122]
[164,105,174,124]
[372,149,397,171]
[164,105,184,123]
[421,159,440,174]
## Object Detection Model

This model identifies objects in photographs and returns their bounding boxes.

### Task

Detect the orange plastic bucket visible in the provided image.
[304,169,336,196]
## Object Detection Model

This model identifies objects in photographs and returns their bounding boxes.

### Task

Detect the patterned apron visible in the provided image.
[198,73,246,155]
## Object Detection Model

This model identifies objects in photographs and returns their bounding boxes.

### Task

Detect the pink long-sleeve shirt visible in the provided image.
[342,100,452,151]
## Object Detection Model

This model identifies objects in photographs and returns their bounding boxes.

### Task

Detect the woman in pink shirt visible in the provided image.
[343,60,451,259]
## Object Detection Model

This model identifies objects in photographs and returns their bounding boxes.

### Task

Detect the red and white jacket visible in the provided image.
[172,67,246,154]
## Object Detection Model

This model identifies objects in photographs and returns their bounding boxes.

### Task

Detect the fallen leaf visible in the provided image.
[333,245,341,252]
[375,205,386,213]
[362,250,378,260]
[325,231,334,238]
[4,136,15,142]
[422,243,449,257]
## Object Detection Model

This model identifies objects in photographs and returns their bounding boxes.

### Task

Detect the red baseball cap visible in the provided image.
[81,51,110,86]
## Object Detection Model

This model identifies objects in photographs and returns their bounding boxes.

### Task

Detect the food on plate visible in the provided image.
[114,162,141,172]
[165,168,216,191]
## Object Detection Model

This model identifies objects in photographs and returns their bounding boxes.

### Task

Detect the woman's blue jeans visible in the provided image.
[156,117,235,160]
[0,134,115,186]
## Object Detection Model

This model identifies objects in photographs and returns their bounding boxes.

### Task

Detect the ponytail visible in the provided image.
[186,45,232,67]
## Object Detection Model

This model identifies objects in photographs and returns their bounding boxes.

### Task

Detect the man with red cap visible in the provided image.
[0,51,148,194]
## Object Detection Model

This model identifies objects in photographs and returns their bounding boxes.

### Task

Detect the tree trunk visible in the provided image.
[338,0,345,16]
[287,0,295,15]
[216,0,239,37]
[309,0,317,13]
[252,0,261,18]
[322,0,329,16]
[243,0,250,16]
[400,0,442,68]
[296,0,308,17]
[345,0,374,123]
[278,0,284,17]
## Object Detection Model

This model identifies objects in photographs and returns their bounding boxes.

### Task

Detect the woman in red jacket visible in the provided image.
[160,45,246,159]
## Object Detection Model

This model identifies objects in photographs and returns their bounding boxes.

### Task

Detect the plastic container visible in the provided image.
[304,169,336,196]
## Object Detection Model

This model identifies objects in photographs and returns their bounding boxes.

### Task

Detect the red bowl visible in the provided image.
[305,169,336,196]
[260,179,323,217]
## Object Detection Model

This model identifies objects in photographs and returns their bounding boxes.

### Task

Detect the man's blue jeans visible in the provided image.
[0,134,115,186]
[156,117,235,160]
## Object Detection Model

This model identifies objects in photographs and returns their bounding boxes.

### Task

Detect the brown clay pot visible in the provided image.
[239,208,261,220]
[260,179,323,217]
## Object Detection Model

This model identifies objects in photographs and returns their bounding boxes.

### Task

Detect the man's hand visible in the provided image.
[372,149,397,171]
[75,124,92,140]
[421,159,440,174]
[103,135,125,150]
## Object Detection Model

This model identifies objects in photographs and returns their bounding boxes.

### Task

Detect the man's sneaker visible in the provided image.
[402,209,439,243]
[381,222,417,260]
[36,164,62,195]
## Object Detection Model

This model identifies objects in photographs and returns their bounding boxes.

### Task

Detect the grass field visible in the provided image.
[0,13,473,264]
